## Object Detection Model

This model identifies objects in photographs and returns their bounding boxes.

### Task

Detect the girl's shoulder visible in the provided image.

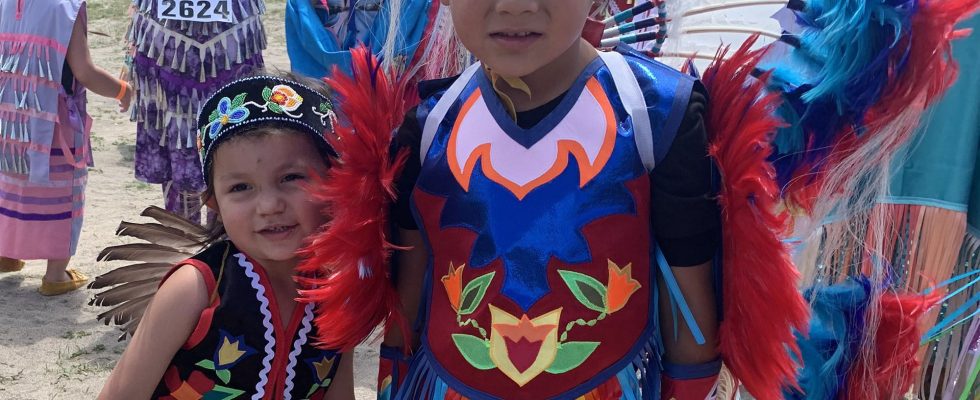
[157,240,234,300]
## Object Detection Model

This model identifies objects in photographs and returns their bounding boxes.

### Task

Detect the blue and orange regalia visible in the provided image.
[288,0,980,398]
[396,46,694,398]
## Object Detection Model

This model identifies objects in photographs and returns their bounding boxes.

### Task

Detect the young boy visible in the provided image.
[382,0,723,398]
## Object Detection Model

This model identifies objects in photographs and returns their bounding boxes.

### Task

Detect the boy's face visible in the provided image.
[443,0,593,78]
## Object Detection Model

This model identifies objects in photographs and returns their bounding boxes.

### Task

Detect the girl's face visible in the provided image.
[442,0,594,78]
[208,133,328,271]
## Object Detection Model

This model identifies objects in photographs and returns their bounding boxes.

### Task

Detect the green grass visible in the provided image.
[86,0,133,21]
[60,330,93,340]
[125,181,154,191]
[48,344,116,384]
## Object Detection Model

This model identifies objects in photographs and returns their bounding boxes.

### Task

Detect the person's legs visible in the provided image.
[44,258,71,282]
[38,258,88,296]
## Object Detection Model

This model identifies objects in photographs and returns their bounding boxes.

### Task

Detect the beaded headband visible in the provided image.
[196,75,338,181]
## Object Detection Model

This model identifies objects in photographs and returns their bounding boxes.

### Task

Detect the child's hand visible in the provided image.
[118,83,133,113]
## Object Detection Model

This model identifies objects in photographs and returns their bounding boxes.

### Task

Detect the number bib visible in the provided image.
[157,0,235,23]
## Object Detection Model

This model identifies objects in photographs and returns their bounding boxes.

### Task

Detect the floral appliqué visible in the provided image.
[311,100,337,131]
[301,352,339,400]
[443,260,641,386]
[163,330,257,399]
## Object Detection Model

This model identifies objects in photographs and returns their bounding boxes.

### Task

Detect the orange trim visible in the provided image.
[447,88,484,192]
[447,79,618,201]
[575,79,617,186]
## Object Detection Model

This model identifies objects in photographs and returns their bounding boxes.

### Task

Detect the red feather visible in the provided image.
[844,292,940,399]
[297,47,411,351]
[702,36,809,400]
[871,0,978,122]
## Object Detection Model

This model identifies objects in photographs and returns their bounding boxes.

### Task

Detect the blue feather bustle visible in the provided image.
[759,0,919,189]
[786,278,873,400]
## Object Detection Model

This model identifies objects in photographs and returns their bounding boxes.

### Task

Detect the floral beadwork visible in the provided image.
[205,94,250,139]
[443,260,641,386]
[311,100,337,130]
[262,85,304,115]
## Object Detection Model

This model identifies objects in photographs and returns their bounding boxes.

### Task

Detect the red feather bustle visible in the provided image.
[297,47,411,352]
[844,292,940,399]
[702,36,809,400]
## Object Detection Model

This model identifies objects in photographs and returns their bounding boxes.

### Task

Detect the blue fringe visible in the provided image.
[394,335,662,399]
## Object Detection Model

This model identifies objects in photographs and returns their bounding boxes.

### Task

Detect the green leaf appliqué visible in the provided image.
[545,341,600,374]
[195,359,215,370]
[216,368,231,384]
[458,272,495,315]
[557,270,607,313]
[452,334,495,370]
[231,93,247,109]
[268,102,284,114]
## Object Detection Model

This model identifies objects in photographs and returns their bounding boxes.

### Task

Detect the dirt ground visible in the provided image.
[0,1,379,398]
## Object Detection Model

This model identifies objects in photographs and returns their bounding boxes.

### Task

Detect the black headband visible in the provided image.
[197,75,337,180]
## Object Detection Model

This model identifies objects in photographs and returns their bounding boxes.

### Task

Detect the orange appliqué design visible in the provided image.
[447,78,617,200]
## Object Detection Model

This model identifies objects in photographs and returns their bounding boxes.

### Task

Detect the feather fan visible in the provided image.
[89,207,209,340]
[297,47,410,351]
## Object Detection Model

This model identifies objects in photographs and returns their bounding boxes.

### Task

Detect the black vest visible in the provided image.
[151,241,341,400]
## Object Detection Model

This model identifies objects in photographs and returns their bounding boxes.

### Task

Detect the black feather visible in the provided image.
[89,278,160,307]
[96,293,151,326]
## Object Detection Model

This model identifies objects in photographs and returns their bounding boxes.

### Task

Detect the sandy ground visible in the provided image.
[0,1,379,398]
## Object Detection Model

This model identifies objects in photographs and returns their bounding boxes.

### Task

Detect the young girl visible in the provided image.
[98,75,353,400]
[0,0,132,295]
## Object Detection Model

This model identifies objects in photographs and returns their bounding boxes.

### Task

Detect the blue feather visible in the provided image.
[761,0,919,187]
[786,278,872,399]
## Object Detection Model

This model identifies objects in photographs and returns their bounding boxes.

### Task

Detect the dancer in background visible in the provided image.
[0,0,132,295]
[128,0,266,222]
[284,0,454,81]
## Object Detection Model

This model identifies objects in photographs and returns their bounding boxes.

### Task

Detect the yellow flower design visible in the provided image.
[488,305,562,386]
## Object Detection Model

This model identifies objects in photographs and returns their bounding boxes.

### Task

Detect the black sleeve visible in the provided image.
[650,81,721,267]
[391,107,423,230]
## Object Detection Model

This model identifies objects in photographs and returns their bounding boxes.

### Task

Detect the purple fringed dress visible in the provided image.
[128,0,266,220]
